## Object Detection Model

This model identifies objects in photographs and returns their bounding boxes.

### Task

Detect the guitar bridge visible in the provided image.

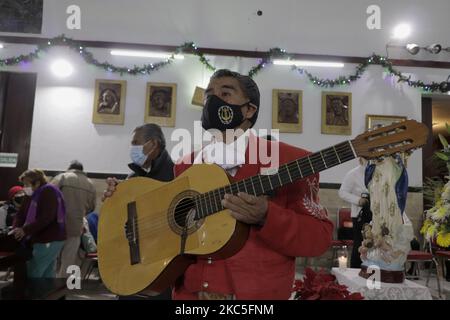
[125,201,141,265]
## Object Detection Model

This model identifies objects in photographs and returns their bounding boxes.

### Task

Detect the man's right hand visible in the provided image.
[102,177,119,201]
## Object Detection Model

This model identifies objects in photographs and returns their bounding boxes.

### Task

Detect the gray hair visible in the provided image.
[134,123,166,150]
[68,160,83,171]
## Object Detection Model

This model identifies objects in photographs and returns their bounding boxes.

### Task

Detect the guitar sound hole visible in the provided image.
[174,197,195,228]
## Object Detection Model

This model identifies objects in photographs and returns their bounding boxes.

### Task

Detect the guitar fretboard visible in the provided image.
[193,140,356,220]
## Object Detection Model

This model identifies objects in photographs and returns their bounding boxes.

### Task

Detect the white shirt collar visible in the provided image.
[193,130,250,170]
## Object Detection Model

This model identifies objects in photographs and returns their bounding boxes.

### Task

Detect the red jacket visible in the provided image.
[172,135,333,300]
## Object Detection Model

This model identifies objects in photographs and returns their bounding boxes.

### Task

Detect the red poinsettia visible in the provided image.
[293,267,364,300]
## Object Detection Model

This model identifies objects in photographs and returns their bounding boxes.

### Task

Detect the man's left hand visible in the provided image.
[222,192,268,225]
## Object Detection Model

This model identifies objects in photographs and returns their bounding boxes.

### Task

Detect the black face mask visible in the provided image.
[13,196,24,205]
[201,95,248,131]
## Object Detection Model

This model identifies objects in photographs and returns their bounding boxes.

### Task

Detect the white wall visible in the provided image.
[1,0,450,186]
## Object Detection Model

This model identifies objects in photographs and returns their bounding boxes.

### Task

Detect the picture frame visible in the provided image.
[191,86,205,107]
[321,91,352,135]
[145,82,177,127]
[366,114,407,130]
[272,89,303,133]
[92,79,127,125]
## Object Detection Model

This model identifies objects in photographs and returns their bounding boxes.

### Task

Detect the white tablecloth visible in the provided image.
[331,268,432,300]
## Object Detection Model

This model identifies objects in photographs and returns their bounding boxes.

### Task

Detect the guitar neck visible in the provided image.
[194,140,356,220]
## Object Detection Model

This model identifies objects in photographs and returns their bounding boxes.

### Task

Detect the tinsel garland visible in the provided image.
[0,35,448,92]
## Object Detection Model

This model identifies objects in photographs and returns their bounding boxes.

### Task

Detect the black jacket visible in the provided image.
[127,149,174,181]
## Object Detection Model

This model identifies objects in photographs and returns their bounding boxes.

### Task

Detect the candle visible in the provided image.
[338,256,348,270]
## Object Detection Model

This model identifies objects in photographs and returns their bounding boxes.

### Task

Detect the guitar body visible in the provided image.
[98,164,249,296]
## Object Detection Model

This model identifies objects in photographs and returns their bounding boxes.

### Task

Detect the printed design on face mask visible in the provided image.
[217,105,234,125]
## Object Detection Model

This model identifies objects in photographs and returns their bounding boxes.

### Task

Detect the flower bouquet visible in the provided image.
[292,268,364,300]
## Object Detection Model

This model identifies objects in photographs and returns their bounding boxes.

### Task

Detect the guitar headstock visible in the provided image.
[351,120,429,159]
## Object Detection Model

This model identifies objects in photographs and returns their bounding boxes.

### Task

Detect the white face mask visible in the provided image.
[23,187,33,196]
[130,145,149,167]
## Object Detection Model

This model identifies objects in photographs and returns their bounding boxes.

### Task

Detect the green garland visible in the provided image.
[0,35,448,93]
[248,51,449,93]
[0,35,216,76]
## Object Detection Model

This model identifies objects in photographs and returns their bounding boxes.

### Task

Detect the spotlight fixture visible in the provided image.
[439,75,450,93]
[0,43,3,49]
[405,43,420,55]
[424,44,442,54]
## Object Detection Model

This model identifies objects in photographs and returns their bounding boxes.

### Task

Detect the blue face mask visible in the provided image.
[130,145,148,167]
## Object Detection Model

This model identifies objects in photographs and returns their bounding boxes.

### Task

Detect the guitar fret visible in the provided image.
[319,151,328,168]
[267,175,273,189]
[333,146,342,163]
[296,160,303,178]
[242,180,248,193]
[277,173,283,186]
[249,178,256,195]
[258,175,265,194]
[307,157,315,173]
[286,166,293,182]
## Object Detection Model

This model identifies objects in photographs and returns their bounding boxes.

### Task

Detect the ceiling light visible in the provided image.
[0,43,4,49]
[392,23,411,39]
[273,60,344,68]
[110,49,184,59]
[51,59,73,78]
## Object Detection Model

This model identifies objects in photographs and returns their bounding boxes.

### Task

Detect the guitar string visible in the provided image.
[122,133,408,232]
[125,138,412,237]
[127,151,357,239]
[122,142,355,229]
[123,145,357,237]
[122,146,357,238]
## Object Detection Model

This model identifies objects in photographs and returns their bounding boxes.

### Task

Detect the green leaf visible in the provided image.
[439,134,449,149]
[436,152,449,161]
[446,123,450,135]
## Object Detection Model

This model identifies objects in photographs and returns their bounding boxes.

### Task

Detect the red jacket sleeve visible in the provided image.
[255,173,333,258]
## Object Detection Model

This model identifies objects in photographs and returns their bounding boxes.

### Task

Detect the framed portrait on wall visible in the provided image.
[366,114,407,130]
[272,89,303,133]
[191,86,205,107]
[92,79,127,125]
[321,91,352,135]
[145,82,177,127]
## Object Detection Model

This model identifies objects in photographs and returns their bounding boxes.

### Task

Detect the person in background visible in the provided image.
[51,160,96,278]
[103,123,174,300]
[0,186,25,230]
[338,157,370,268]
[10,169,66,278]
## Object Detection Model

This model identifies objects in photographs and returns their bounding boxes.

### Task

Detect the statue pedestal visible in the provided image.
[359,265,404,283]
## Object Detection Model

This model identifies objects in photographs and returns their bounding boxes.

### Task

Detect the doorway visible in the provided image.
[0,72,37,200]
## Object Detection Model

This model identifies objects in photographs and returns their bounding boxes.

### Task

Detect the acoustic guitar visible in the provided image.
[98,120,428,296]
